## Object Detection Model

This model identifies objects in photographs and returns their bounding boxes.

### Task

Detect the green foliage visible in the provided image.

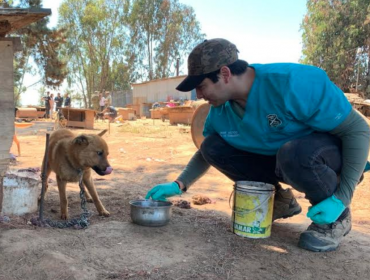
[58,0,130,108]
[21,22,67,88]
[11,0,204,107]
[301,0,370,96]
[154,0,204,79]
[126,0,204,81]
[58,0,204,108]
[10,0,67,105]
[37,85,46,106]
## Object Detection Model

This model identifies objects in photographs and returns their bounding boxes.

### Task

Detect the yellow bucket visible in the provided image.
[231,181,275,239]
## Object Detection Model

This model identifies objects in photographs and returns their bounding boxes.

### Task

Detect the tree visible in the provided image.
[58,0,130,108]
[362,5,370,96]
[126,0,204,81]
[58,0,204,108]
[301,0,370,97]
[10,0,67,106]
[154,0,204,79]
[36,85,45,106]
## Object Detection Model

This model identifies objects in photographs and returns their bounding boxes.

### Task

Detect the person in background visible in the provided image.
[98,105,117,122]
[43,91,51,118]
[104,91,112,108]
[166,100,176,108]
[145,38,370,252]
[54,93,63,111]
[64,93,71,107]
[49,93,55,119]
[99,93,106,112]
[152,102,161,109]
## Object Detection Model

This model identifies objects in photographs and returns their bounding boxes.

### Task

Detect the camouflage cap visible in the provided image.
[176,38,239,92]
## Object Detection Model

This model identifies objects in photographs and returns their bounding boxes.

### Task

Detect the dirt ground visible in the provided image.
[1,118,370,280]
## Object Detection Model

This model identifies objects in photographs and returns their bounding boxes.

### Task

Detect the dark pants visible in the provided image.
[200,133,342,206]
[45,106,50,118]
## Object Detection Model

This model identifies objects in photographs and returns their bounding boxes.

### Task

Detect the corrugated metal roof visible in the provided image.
[131,75,187,87]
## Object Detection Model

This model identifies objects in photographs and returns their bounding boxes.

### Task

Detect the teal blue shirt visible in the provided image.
[203,63,352,155]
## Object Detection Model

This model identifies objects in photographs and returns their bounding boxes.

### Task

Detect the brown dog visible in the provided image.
[40,128,113,219]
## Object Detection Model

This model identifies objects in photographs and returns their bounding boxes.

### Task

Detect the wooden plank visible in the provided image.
[61,108,95,129]
[0,40,15,211]
[0,41,14,177]
[0,8,51,34]
[0,20,11,37]
[66,120,86,129]
[0,37,22,51]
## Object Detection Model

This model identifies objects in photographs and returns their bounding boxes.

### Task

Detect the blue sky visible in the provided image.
[22,0,307,105]
[178,0,307,63]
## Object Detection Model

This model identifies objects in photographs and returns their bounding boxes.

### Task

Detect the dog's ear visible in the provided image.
[72,135,89,145]
[98,129,108,137]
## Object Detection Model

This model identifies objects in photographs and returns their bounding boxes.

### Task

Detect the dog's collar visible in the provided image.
[65,155,84,176]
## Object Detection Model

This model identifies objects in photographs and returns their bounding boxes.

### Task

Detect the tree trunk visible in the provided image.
[366,48,370,98]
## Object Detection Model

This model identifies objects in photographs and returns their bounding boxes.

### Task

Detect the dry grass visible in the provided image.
[116,120,190,136]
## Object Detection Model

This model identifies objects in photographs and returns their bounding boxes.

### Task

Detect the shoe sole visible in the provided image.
[298,225,352,252]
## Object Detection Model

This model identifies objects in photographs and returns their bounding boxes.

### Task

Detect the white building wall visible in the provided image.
[132,75,193,104]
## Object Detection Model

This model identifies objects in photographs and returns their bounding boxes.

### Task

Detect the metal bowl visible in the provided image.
[129,200,173,227]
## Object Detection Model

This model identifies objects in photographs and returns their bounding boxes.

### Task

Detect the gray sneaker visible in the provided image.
[298,210,352,252]
[273,188,302,221]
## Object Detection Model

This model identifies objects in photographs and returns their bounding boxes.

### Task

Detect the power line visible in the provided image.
[25,78,43,89]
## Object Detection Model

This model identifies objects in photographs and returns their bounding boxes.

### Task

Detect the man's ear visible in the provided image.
[72,135,89,145]
[220,66,231,83]
[98,129,108,137]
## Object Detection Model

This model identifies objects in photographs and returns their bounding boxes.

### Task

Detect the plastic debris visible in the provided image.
[0,216,10,223]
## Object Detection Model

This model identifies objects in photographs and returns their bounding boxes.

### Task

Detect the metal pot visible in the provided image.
[129,200,172,227]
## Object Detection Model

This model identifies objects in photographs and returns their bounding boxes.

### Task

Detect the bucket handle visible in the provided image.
[229,190,274,215]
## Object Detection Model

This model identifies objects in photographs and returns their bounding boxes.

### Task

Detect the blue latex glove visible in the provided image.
[307,195,346,224]
[145,182,182,201]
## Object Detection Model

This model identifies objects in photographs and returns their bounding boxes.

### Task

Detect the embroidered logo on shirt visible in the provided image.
[266,114,282,127]
[334,113,343,120]
[220,131,240,138]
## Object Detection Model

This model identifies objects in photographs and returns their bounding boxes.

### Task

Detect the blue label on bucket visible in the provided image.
[233,222,266,234]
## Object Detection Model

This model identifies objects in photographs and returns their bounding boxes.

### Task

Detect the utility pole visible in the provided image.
[356,48,361,92]
[176,57,180,76]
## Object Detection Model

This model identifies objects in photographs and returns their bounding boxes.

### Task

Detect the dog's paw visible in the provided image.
[61,213,69,220]
[86,197,94,203]
[99,209,110,217]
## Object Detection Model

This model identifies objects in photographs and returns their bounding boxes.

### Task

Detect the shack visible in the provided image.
[0,7,51,211]
[345,93,370,117]
[131,75,196,117]
[61,107,95,129]
[15,106,46,120]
